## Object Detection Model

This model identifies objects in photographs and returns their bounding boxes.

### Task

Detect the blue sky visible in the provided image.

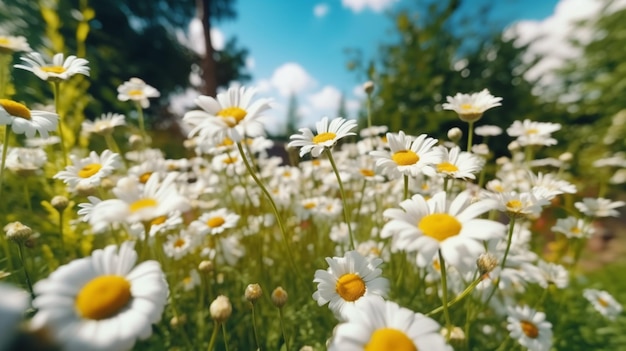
[178,0,564,134]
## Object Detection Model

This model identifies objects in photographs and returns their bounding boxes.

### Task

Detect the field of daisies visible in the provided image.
[2,35,626,351]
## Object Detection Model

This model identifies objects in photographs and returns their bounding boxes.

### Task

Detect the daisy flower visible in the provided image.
[381,190,504,271]
[14,52,89,81]
[30,242,169,351]
[54,149,121,190]
[537,260,568,289]
[506,119,561,147]
[89,173,189,226]
[506,305,553,351]
[0,34,31,54]
[424,145,484,180]
[82,112,126,136]
[184,85,272,143]
[474,124,503,137]
[117,78,160,108]
[551,216,593,239]
[288,116,358,157]
[583,289,623,320]
[0,283,30,351]
[181,269,201,291]
[6,147,47,177]
[574,197,625,217]
[492,190,550,218]
[370,131,442,178]
[442,89,502,122]
[0,99,58,138]
[328,296,451,351]
[189,208,241,236]
[312,250,389,320]
[163,230,200,260]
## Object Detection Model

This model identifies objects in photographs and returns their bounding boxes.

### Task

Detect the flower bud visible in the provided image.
[447,127,463,143]
[4,222,32,243]
[559,152,573,163]
[210,295,232,323]
[198,260,214,273]
[245,283,263,303]
[51,195,69,212]
[271,286,288,308]
[363,81,375,95]
[477,252,498,276]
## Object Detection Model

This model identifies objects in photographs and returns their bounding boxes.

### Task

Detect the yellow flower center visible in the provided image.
[335,273,366,302]
[460,103,475,111]
[303,202,316,209]
[129,198,158,213]
[365,328,417,351]
[139,172,152,184]
[207,216,226,228]
[0,99,31,120]
[571,226,581,235]
[360,169,375,177]
[526,128,539,135]
[219,137,234,147]
[0,37,9,45]
[217,107,247,127]
[506,200,523,212]
[78,163,102,178]
[312,132,337,144]
[41,66,66,74]
[174,238,186,248]
[418,213,462,242]
[437,162,459,173]
[520,320,539,339]
[283,171,292,177]
[598,298,609,307]
[151,215,167,226]
[392,150,419,166]
[128,89,144,97]
[75,275,132,320]
[223,156,238,164]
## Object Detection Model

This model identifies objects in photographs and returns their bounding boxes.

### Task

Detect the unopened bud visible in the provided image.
[129,134,144,149]
[447,127,463,143]
[441,326,465,349]
[363,81,375,95]
[508,141,521,152]
[4,222,33,243]
[170,314,187,328]
[271,286,288,308]
[75,182,96,197]
[100,178,115,191]
[210,295,232,323]
[477,253,499,276]
[245,283,263,303]
[198,260,214,273]
[559,152,573,163]
[51,195,69,212]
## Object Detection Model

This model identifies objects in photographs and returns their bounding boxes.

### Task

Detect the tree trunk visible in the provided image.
[197,0,217,97]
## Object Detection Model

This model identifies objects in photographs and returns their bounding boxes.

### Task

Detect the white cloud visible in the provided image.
[342,0,397,13]
[314,3,330,17]
[308,85,343,111]
[176,18,225,55]
[270,62,317,97]
[505,0,626,89]
[245,56,256,70]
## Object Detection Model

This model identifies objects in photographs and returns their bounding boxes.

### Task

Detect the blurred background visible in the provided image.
[1,0,625,162]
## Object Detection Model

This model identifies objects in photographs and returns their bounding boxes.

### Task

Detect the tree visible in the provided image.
[349,0,547,153]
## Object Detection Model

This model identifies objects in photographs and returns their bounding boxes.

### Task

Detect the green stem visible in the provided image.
[438,249,453,340]
[466,121,475,152]
[221,323,230,351]
[278,307,290,351]
[0,53,9,98]
[236,142,300,278]
[23,181,32,212]
[135,101,147,145]
[58,208,66,260]
[207,322,220,351]
[251,303,261,351]
[403,174,409,200]
[17,243,35,300]
[427,275,483,316]
[324,148,355,250]
[366,94,372,132]
[52,81,68,166]
[500,218,517,272]
[0,126,10,199]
